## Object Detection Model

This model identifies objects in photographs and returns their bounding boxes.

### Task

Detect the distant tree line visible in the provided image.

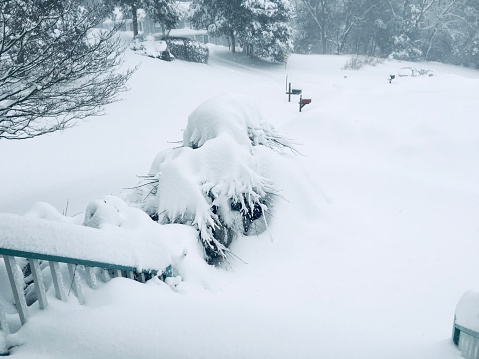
[293,0,479,67]
[107,0,479,67]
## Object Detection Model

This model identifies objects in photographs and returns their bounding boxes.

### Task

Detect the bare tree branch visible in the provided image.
[0,0,135,140]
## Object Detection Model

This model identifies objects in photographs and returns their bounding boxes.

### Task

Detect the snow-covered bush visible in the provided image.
[342,55,386,70]
[127,94,297,263]
[398,67,434,77]
[130,38,174,61]
[162,37,209,64]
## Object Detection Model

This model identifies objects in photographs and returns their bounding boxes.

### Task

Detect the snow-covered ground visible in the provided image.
[1,43,479,358]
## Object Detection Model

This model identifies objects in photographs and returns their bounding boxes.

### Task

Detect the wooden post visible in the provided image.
[67,264,85,305]
[85,267,97,289]
[0,299,9,356]
[288,83,292,102]
[49,261,67,302]
[3,255,28,325]
[28,258,48,309]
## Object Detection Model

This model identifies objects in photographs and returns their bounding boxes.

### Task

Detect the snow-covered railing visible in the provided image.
[0,213,171,356]
[453,291,479,359]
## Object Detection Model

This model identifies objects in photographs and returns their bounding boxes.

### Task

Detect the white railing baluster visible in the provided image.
[3,255,28,325]
[85,267,97,289]
[99,269,110,283]
[67,264,85,305]
[28,258,48,310]
[138,272,145,283]
[49,261,67,302]
[112,269,122,278]
[0,299,9,356]
[126,271,134,280]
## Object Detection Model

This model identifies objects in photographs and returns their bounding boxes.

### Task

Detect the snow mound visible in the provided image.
[398,67,434,77]
[83,195,154,230]
[24,202,82,225]
[456,290,479,332]
[183,94,297,152]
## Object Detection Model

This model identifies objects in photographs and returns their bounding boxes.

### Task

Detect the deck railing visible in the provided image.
[0,214,172,356]
[453,320,479,359]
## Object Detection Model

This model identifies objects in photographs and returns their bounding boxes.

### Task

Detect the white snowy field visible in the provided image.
[1,44,479,358]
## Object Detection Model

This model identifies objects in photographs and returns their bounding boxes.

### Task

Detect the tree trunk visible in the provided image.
[131,4,139,38]
[231,31,236,53]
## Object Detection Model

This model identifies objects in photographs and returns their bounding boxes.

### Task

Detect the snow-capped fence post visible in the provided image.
[49,261,67,302]
[3,255,28,325]
[28,258,48,309]
[0,300,9,356]
[85,267,97,289]
[110,269,122,278]
[99,269,110,283]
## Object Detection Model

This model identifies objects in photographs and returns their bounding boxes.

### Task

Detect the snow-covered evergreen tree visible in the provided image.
[146,0,182,35]
[240,0,294,62]
[190,0,294,61]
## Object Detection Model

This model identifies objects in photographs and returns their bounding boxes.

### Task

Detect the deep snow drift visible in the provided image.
[0,44,479,358]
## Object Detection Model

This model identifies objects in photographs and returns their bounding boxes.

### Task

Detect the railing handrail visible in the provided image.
[0,247,155,274]
[0,213,170,275]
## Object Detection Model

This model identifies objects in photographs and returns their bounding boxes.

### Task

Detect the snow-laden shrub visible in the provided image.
[398,67,434,77]
[162,37,209,64]
[130,38,173,61]
[342,55,386,70]
[127,94,297,263]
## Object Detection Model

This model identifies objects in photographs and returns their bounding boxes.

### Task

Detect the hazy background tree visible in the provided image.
[107,0,146,38]
[292,0,479,67]
[239,0,294,61]
[0,0,134,140]
[190,0,247,53]
[147,0,182,36]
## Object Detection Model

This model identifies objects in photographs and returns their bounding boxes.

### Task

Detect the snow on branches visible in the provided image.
[0,0,134,140]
